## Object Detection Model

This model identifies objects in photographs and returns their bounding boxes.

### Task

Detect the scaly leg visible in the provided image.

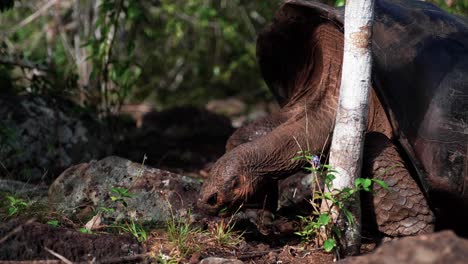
[362,132,434,238]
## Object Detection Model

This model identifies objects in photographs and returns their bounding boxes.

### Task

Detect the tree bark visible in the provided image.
[321,0,375,256]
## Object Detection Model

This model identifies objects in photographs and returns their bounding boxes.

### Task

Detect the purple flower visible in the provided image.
[312,155,321,168]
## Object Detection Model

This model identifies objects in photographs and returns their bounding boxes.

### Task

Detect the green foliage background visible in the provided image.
[0,0,466,112]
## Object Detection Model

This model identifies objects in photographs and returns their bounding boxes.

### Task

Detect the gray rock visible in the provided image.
[0,95,110,182]
[277,171,318,215]
[48,156,202,223]
[340,231,468,264]
[199,257,244,264]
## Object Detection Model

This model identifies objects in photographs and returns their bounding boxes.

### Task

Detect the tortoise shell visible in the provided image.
[256,0,467,201]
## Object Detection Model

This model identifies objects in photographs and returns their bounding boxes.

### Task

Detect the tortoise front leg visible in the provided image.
[362,132,435,239]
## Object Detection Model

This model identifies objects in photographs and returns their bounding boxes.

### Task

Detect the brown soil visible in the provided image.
[145,228,335,264]
[0,219,143,262]
[0,217,336,263]
[0,106,377,263]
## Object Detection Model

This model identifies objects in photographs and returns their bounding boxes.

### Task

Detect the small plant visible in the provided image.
[80,186,144,238]
[117,219,148,242]
[166,214,201,257]
[293,151,389,253]
[212,217,244,247]
[154,251,179,264]
[79,227,93,234]
[104,187,148,241]
[95,155,149,241]
[5,195,28,216]
[99,206,116,213]
[110,187,135,207]
[47,219,60,227]
[335,0,346,7]
[164,207,207,258]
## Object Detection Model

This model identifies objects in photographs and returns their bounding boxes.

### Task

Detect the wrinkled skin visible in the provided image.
[200,17,343,214]
[198,0,467,238]
[200,108,324,214]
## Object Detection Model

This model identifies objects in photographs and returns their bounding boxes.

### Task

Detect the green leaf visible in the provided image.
[325,173,336,182]
[317,214,331,226]
[8,207,17,216]
[323,192,334,201]
[6,195,15,202]
[127,3,142,20]
[325,173,336,189]
[332,226,342,238]
[291,156,302,161]
[335,0,346,7]
[296,215,307,221]
[111,187,135,198]
[354,178,363,188]
[372,179,390,190]
[343,208,354,225]
[79,227,92,234]
[355,178,372,191]
[47,220,60,227]
[219,207,228,215]
[334,200,343,209]
[341,187,354,195]
[323,164,338,173]
[99,206,115,213]
[323,239,336,252]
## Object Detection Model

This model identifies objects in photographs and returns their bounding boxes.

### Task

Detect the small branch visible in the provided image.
[53,1,77,65]
[239,6,257,41]
[45,247,73,264]
[99,0,124,116]
[6,0,59,36]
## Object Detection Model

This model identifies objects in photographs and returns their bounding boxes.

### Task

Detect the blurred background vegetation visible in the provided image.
[0,0,466,115]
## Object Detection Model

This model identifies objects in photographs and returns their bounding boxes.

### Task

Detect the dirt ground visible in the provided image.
[0,105,341,263]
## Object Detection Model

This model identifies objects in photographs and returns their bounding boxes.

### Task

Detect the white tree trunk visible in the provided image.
[323,0,375,256]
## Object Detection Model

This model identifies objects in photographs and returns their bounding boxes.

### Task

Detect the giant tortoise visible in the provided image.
[198,0,468,238]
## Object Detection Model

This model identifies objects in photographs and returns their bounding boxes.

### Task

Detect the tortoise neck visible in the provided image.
[285,22,344,108]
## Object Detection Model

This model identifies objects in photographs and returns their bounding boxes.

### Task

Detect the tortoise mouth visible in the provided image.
[197,189,269,216]
[197,191,238,215]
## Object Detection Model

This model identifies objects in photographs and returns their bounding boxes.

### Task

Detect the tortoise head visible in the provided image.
[197,148,262,215]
